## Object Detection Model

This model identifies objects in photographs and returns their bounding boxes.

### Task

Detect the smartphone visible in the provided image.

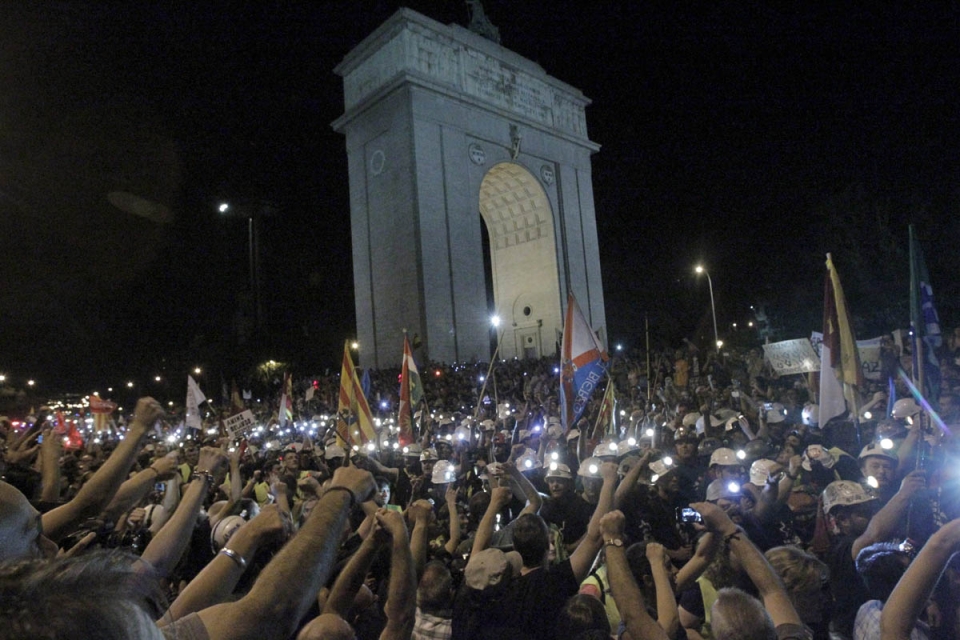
[37,434,44,443]
[676,507,703,524]
[154,482,166,493]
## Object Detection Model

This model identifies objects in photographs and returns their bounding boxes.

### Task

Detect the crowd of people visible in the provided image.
[2,336,960,640]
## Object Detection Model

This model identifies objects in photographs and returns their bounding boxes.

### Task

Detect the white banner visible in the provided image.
[763,339,821,375]
[223,410,257,439]
[810,332,884,381]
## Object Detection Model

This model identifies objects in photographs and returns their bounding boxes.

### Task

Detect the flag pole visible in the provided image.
[646,315,652,402]
[474,328,504,420]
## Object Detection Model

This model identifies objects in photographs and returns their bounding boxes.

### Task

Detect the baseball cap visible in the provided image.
[464,548,522,590]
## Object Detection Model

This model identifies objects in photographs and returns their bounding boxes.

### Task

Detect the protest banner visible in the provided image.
[223,410,256,439]
[763,339,821,375]
[810,332,884,381]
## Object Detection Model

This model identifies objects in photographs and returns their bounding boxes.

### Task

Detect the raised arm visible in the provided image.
[39,426,61,503]
[471,486,512,556]
[881,517,960,640]
[854,470,926,559]
[42,397,163,542]
[196,465,376,640]
[141,448,228,578]
[692,501,802,628]
[504,461,542,515]
[674,531,719,592]
[646,542,680,637]
[160,504,288,625]
[601,511,670,640]
[322,524,385,618]
[443,484,462,555]
[378,508,418,640]
[101,456,179,523]
[615,451,651,509]
[569,461,618,582]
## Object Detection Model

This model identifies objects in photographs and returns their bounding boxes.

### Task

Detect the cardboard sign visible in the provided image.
[763,339,821,375]
[223,410,256,439]
[810,332,884,381]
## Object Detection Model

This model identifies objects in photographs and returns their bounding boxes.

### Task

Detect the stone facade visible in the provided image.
[333,8,605,368]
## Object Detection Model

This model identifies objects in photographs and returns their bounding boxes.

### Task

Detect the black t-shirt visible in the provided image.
[539,493,593,544]
[825,535,869,638]
[452,559,579,640]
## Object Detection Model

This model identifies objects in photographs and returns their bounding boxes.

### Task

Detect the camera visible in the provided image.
[676,507,703,524]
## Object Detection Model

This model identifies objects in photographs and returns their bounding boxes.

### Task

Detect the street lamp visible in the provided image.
[695,265,720,351]
[218,200,275,330]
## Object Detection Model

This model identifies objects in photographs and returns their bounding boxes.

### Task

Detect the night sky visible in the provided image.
[2,2,959,394]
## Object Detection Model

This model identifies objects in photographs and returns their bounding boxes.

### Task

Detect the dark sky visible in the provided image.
[2,2,959,393]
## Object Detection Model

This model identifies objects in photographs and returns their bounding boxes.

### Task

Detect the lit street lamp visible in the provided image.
[695,265,720,352]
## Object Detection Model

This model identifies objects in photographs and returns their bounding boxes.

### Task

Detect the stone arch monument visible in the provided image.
[333,8,606,368]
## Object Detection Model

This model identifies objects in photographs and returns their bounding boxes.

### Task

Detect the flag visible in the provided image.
[230,380,245,413]
[361,367,372,402]
[398,333,424,446]
[54,411,68,435]
[592,378,616,440]
[337,341,377,446]
[89,394,117,433]
[560,294,609,432]
[909,225,942,404]
[279,372,293,429]
[819,254,863,426]
[185,375,206,430]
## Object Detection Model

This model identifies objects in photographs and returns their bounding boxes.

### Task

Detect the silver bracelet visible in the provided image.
[219,547,247,571]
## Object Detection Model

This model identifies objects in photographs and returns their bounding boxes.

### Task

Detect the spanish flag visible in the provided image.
[337,341,376,446]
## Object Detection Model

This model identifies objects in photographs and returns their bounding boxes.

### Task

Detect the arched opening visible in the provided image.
[478,162,562,360]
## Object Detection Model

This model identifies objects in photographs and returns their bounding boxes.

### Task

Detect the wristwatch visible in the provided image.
[604,538,623,548]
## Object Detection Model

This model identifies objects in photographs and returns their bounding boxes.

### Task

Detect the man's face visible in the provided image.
[675,440,697,461]
[718,465,744,482]
[547,476,572,499]
[421,459,436,478]
[656,471,680,495]
[581,476,602,502]
[184,445,200,466]
[861,456,896,488]
[154,444,168,458]
[283,453,300,472]
[0,482,57,562]
[836,503,874,536]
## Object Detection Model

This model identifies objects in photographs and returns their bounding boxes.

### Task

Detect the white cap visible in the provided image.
[858,442,898,463]
[596,436,620,459]
[801,403,819,426]
[749,459,779,486]
[682,412,702,427]
[324,444,346,459]
[891,398,922,419]
[211,515,246,551]
[649,458,675,480]
[709,447,739,467]
[822,480,875,515]
[545,462,573,479]
[431,460,457,484]
[764,403,787,424]
[577,457,604,478]
[515,448,542,471]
